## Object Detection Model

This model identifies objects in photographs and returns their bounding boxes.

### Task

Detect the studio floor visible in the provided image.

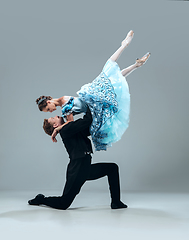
[0,191,189,240]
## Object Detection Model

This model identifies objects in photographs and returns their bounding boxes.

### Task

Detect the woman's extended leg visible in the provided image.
[121,52,151,77]
[110,30,134,62]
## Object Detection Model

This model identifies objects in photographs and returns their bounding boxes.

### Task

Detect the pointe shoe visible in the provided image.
[136,52,151,67]
[122,30,134,48]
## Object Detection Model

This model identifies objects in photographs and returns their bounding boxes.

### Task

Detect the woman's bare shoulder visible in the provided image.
[62,96,75,105]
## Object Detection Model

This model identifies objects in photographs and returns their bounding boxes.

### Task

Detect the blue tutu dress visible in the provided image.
[62,59,130,151]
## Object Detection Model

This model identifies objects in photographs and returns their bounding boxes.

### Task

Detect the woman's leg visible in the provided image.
[110,30,134,62]
[121,52,151,77]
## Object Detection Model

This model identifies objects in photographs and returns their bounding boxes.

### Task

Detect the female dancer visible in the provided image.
[36,30,150,151]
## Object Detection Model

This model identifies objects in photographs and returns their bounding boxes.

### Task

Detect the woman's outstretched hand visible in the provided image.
[51,120,73,143]
[51,129,58,142]
[51,114,73,142]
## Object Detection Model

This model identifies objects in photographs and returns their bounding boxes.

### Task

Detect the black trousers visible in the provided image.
[42,154,121,210]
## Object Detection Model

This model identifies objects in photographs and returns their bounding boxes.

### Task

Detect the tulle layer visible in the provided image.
[77,59,130,151]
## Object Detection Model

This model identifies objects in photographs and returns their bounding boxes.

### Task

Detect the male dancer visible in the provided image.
[28,108,127,210]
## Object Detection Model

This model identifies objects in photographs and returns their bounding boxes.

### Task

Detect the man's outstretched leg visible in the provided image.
[87,162,127,209]
[28,155,92,210]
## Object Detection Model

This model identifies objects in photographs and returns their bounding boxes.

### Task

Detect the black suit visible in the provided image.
[40,109,122,210]
[60,108,93,160]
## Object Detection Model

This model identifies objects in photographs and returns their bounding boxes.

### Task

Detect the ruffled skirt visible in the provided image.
[77,59,130,151]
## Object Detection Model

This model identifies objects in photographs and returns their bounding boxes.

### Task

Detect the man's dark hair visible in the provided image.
[43,119,55,136]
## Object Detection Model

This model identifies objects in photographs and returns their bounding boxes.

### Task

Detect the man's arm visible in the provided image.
[60,107,92,138]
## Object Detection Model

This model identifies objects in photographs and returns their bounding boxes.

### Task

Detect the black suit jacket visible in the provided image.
[59,108,93,160]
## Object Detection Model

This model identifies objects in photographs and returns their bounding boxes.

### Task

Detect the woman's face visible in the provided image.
[43,101,56,113]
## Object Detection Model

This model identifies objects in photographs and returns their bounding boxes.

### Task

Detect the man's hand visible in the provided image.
[66,113,74,121]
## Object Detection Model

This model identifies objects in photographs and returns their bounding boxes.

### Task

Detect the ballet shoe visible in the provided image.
[111,201,128,209]
[28,194,45,205]
[122,30,134,48]
[136,52,151,67]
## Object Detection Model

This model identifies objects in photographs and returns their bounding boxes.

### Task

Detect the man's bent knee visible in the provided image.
[110,163,119,171]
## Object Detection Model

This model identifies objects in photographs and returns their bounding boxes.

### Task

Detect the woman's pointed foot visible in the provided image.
[136,52,151,67]
[122,30,134,48]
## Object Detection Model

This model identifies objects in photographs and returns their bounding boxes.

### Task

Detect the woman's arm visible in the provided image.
[51,119,73,142]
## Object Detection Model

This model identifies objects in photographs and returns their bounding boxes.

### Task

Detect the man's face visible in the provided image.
[48,116,64,128]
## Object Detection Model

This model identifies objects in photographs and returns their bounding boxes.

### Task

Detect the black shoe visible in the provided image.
[28,194,45,206]
[111,201,128,209]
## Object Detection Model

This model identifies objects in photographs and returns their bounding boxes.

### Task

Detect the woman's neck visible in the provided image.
[53,97,64,106]
[53,96,72,106]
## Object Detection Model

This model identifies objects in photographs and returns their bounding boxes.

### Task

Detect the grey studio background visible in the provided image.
[0,0,188,193]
